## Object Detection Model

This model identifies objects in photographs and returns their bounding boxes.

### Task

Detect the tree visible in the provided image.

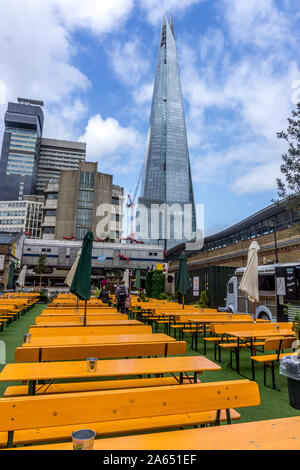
[35,254,48,289]
[151,271,165,299]
[277,103,300,199]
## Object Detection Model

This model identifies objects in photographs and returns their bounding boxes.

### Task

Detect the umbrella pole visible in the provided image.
[84,300,87,326]
[253,301,257,356]
[182,295,185,309]
[75,297,79,314]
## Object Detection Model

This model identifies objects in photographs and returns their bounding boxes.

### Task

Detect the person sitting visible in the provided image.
[99,286,110,305]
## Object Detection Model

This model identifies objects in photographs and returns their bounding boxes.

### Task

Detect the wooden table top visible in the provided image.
[18,416,300,450]
[0,355,220,382]
[187,318,260,324]
[224,329,294,339]
[22,333,176,347]
[30,320,141,328]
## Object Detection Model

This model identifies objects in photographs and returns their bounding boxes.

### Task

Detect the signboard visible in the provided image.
[285,267,297,300]
[98,255,106,262]
[156,263,164,271]
[0,255,4,271]
[276,277,286,296]
[193,276,199,297]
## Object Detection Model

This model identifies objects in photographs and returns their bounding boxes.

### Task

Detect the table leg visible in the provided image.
[28,380,36,396]
[236,338,240,374]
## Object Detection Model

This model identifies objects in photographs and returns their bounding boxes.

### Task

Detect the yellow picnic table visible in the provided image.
[0,355,221,395]
[21,333,176,347]
[223,328,295,375]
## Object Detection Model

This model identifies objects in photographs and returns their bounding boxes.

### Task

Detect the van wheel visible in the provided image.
[258,313,270,320]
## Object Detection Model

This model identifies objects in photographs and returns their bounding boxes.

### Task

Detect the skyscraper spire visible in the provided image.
[137,16,196,249]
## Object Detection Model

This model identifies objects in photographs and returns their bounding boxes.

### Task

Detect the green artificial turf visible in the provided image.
[0,305,299,426]
[0,303,46,396]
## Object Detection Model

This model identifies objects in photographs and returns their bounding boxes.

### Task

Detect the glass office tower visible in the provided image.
[137,16,196,250]
[0,98,44,201]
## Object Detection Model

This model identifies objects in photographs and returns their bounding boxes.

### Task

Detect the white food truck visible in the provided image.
[220,262,300,322]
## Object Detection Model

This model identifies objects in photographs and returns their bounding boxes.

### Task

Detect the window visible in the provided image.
[112,197,120,205]
[45,210,56,217]
[47,193,58,200]
[44,227,55,234]
[259,275,275,292]
[78,190,94,209]
[79,172,95,189]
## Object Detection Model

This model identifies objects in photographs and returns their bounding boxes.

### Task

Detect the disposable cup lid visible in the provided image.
[72,429,96,440]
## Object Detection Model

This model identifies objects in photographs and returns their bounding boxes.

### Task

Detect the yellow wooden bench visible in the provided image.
[3,376,181,397]
[15,341,187,362]
[0,380,259,448]
[250,337,296,390]
[28,325,152,337]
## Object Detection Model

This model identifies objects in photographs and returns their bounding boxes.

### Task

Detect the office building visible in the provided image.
[0,98,44,200]
[36,138,86,192]
[0,199,44,238]
[42,161,124,241]
[137,16,196,249]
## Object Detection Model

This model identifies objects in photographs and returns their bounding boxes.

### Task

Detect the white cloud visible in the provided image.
[80,114,143,173]
[177,0,300,196]
[132,82,154,105]
[110,40,150,87]
[139,0,207,25]
[221,0,292,48]
[0,0,136,141]
[51,0,134,35]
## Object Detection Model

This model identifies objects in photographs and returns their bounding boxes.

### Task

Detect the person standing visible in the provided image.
[115,281,129,314]
[125,292,131,314]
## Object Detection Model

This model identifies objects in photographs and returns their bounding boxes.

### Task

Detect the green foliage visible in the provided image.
[93,287,101,298]
[277,103,300,199]
[35,255,48,274]
[145,271,152,297]
[138,291,148,302]
[38,290,49,304]
[151,271,165,299]
[293,315,300,334]
[193,291,210,308]
[159,292,177,301]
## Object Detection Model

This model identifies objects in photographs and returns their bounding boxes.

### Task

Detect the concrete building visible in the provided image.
[42,161,124,241]
[36,138,86,192]
[0,199,43,238]
[166,199,300,282]
[0,98,44,200]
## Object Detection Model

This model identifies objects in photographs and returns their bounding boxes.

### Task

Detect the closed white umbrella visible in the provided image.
[123,269,130,289]
[239,241,260,306]
[65,251,81,288]
[17,265,27,289]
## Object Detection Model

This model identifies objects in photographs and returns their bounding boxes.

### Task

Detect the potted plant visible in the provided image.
[279,315,300,409]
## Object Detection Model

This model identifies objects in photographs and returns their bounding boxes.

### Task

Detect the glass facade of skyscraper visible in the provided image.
[0,99,44,201]
[137,17,196,249]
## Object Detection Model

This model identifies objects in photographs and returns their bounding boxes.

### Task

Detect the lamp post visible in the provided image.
[270,218,279,264]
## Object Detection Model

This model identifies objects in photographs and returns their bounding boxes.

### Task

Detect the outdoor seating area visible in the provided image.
[0,290,299,450]
[0,235,300,451]
[0,293,40,330]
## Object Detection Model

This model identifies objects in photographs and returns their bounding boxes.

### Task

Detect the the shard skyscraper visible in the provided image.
[137,16,196,250]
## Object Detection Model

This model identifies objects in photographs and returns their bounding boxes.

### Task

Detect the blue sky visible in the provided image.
[0,0,299,236]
